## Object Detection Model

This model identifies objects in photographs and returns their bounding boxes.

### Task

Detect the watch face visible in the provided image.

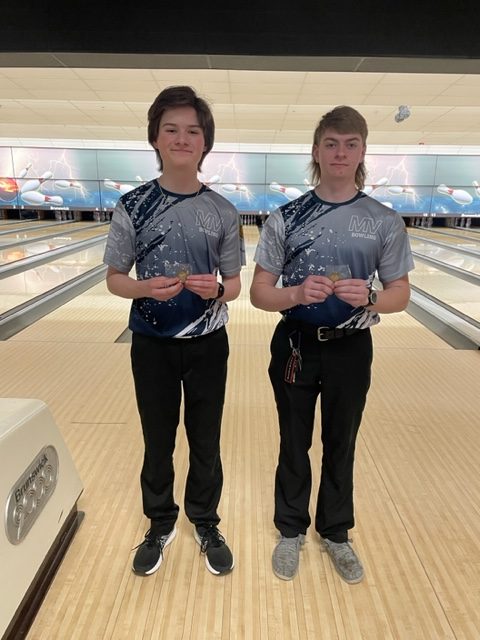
[369,290,377,305]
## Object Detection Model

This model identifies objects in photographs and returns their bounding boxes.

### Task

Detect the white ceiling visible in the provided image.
[1,63,480,149]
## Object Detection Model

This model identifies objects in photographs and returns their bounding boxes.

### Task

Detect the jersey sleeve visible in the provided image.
[253,209,286,276]
[377,214,415,283]
[218,206,244,276]
[103,202,136,273]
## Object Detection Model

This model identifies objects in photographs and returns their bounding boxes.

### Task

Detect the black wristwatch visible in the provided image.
[215,283,225,300]
[367,289,378,306]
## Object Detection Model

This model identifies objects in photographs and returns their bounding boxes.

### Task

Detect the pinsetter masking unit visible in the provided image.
[0,398,84,640]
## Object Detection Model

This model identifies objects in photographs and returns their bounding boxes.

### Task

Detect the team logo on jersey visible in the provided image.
[349,215,382,239]
[195,210,221,237]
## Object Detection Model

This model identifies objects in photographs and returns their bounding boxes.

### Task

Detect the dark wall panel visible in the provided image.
[2,2,480,59]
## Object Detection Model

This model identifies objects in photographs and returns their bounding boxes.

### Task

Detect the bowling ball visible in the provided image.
[0,178,19,202]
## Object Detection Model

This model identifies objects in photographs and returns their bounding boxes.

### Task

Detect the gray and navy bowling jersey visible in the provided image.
[104,180,244,338]
[254,190,414,329]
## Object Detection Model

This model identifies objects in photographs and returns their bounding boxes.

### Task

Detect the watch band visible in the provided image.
[367,289,377,306]
[215,282,225,299]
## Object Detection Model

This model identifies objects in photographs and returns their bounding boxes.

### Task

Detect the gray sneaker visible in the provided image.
[272,534,305,580]
[321,538,364,584]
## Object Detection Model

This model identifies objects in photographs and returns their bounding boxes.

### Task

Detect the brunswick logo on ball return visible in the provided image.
[5,445,59,544]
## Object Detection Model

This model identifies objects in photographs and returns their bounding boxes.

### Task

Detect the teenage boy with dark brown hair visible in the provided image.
[104,86,243,576]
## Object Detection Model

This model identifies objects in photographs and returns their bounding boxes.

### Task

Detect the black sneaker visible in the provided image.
[194,525,234,575]
[132,526,176,576]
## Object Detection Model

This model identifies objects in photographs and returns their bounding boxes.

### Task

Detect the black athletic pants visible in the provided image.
[268,320,373,543]
[131,328,229,536]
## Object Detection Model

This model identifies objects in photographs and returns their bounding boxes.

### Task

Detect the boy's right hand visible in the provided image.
[294,275,334,306]
[144,276,183,301]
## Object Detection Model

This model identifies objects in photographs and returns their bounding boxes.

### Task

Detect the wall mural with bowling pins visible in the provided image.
[0,147,19,207]
[0,145,479,216]
[201,151,267,212]
[97,149,159,210]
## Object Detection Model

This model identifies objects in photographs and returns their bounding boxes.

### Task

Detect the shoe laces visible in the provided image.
[279,534,305,551]
[132,529,168,552]
[324,538,356,561]
[197,525,225,553]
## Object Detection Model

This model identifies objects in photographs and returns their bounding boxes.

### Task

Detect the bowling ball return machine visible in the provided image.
[0,398,84,640]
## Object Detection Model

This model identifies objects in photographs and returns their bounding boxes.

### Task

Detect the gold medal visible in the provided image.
[328,272,342,282]
[177,268,189,283]
[325,264,351,281]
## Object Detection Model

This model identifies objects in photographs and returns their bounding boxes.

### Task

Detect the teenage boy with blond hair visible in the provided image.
[251,105,414,583]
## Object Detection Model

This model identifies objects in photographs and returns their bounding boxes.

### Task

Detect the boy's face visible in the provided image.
[153,106,206,173]
[312,128,366,183]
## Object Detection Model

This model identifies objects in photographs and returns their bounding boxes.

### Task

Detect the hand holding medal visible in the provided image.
[164,261,192,283]
[325,264,352,282]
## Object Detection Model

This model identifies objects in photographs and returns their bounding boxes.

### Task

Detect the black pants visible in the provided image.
[131,328,229,536]
[269,321,373,543]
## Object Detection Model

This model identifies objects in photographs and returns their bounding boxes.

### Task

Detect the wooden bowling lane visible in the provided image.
[0,224,478,639]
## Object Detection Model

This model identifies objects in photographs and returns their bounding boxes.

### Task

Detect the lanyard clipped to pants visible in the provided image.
[284,330,302,384]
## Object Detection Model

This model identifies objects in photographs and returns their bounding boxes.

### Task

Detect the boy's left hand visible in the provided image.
[333,279,370,307]
[183,274,220,300]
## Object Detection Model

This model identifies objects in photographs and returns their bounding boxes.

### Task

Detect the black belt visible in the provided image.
[282,317,362,341]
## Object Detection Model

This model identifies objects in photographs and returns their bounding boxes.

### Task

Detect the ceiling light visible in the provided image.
[395,105,411,123]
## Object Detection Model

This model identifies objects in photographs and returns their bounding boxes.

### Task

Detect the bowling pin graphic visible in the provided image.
[221,184,248,194]
[104,179,134,195]
[270,182,303,200]
[20,170,54,194]
[205,174,221,185]
[387,186,414,195]
[54,180,82,189]
[363,177,388,195]
[21,191,64,206]
[18,162,32,179]
[472,180,480,197]
[437,184,473,205]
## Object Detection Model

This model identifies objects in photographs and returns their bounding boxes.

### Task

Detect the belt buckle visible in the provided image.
[317,326,330,341]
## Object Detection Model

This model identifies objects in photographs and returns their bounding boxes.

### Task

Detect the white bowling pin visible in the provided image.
[472,180,480,197]
[205,174,221,185]
[270,182,303,200]
[104,179,134,195]
[55,180,82,189]
[387,186,414,195]
[364,176,389,195]
[21,191,63,206]
[21,179,41,193]
[221,184,247,193]
[18,163,32,179]
[20,170,53,194]
[437,184,473,205]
